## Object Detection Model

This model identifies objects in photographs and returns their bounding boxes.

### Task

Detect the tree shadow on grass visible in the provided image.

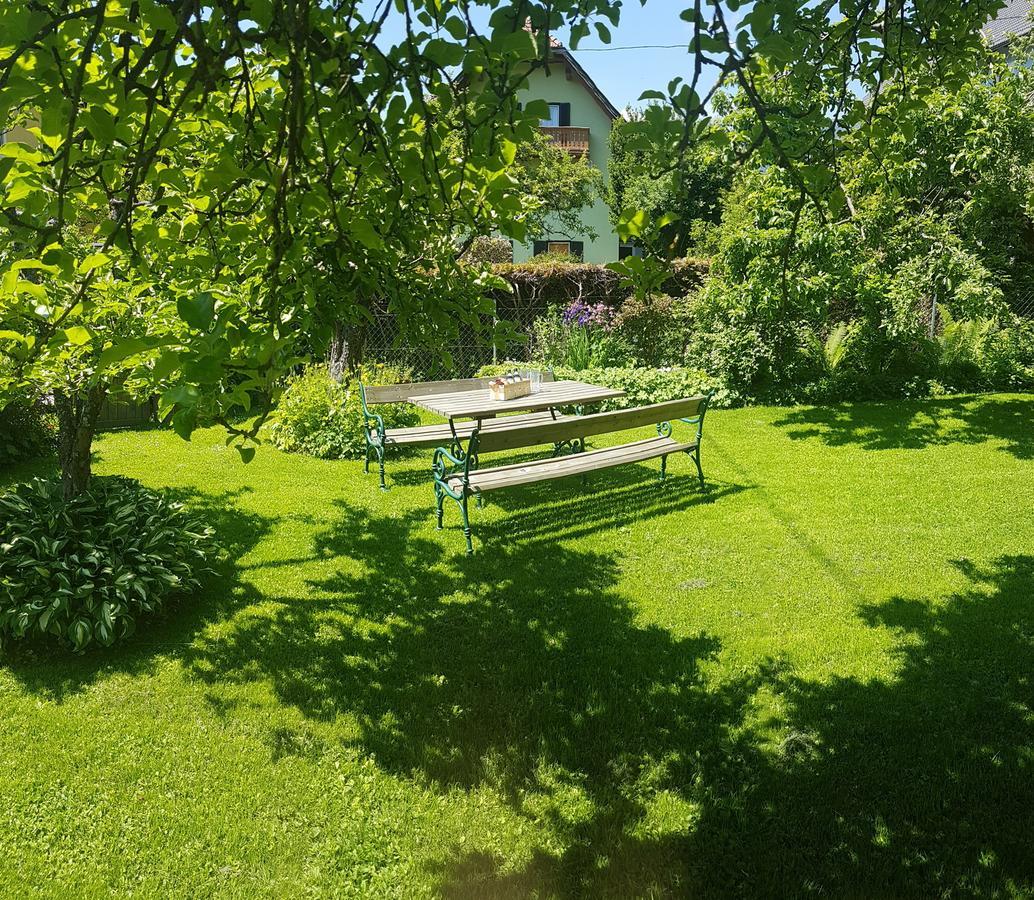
[0,452,59,490]
[1,487,272,701]
[680,554,1034,897]
[185,499,767,896]
[466,473,747,550]
[392,450,750,551]
[179,488,1034,895]
[774,394,1034,459]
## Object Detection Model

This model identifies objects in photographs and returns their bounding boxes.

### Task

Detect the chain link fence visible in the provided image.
[1009,290,1034,319]
[363,269,1034,379]
[362,261,710,377]
[364,299,548,378]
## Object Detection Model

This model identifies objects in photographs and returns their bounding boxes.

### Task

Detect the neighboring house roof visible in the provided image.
[984,0,1034,51]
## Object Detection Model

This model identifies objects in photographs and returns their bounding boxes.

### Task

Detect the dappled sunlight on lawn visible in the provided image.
[185,498,764,896]
[3,396,1034,896]
[774,393,1034,459]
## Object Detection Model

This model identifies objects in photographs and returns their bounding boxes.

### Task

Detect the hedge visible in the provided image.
[491,257,709,311]
[477,363,725,409]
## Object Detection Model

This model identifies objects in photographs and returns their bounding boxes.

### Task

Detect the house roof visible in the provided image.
[983,0,1034,51]
[522,20,620,120]
[546,44,620,120]
[453,23,620,121]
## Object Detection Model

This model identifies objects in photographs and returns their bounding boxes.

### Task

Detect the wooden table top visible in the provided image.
[409,379,626,420]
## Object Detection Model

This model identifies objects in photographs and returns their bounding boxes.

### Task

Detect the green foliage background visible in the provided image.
[690,43,1034,403]
[0,400,56,466]
[267,364,418,461]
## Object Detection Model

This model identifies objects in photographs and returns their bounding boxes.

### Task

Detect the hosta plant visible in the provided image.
[0,477,218,651]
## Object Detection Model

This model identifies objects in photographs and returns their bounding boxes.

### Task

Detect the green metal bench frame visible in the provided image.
[360,374,555,490]
[432,394,711,554]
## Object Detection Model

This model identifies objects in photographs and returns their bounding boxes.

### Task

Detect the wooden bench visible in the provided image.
[360,373,560,489]
[432,395,711,554]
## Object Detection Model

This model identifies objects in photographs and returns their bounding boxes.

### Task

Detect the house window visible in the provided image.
[540,103,571,127]
[533,239,584,260]
[618,242,644,260]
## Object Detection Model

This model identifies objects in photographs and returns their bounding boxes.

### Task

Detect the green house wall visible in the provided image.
[512,63,620,265]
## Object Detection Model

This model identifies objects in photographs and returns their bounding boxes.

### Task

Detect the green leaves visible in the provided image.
[64,326,92,345]
[177,292,215,331]
[81,107,117,143]
[171,408,197,441]
[616,209,647,240]
[97,337,163,369]
[348,218,383,251]
[441,16,468,41]
[77,252,111,274]
[423,38,465,68]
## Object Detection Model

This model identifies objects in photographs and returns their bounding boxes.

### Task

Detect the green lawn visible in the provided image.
[2,394,1033,898]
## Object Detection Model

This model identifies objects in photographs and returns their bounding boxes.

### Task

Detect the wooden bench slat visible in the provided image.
[366,371,555,405]
[448,436,692,493]
[414,380,622,419]
[382,411,562,447]
[474,396,708,454]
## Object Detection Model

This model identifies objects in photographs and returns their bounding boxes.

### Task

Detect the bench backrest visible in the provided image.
[363,371,554,405]
[473,395,709,454]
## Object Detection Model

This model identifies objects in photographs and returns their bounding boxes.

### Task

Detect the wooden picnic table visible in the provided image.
[409,379,625,423]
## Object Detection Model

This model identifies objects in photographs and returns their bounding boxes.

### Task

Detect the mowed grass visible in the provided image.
[1,394,1033,898]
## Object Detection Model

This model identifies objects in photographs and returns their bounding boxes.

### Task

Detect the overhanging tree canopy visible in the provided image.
[0,0,1008,496]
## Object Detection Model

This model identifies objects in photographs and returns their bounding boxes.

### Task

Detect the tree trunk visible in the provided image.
[54,385,107,499]
[328,320,367,383]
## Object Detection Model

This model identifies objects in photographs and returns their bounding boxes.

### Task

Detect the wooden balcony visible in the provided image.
[539,125,590,157]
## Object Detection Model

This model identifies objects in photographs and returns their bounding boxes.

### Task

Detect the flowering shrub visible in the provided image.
[562,300,616,329]
[533,304,631,370]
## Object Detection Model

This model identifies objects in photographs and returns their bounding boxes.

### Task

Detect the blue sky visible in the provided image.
[361,2,715,112]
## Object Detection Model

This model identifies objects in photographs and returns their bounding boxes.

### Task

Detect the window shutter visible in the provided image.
[533,240,548,256]
[558,103,571,126]
[570,241,584,260]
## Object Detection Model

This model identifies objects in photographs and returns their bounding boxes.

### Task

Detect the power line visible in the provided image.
[573,43,688,51]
